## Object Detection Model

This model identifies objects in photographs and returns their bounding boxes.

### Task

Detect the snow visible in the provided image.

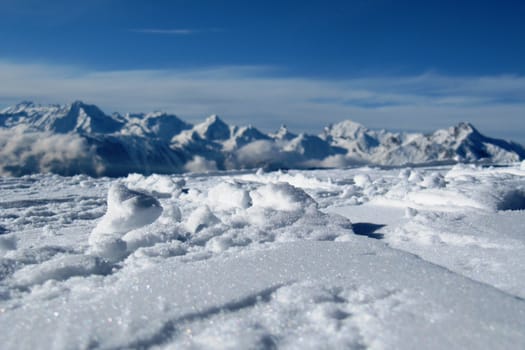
[1,163,525,349]
[88,184,163,260]
[1,101,524,176]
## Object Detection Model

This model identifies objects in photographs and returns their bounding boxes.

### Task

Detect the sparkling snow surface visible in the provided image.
[1,163,525,349]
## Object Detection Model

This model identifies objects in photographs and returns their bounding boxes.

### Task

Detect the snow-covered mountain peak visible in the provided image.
[1,100,39,114]
[271,125,297,141]
[69,100,87,108]
[451,122,480,138]
[1,100,524,176]
[14,100,36,110]
[194,114,231,140]
[52,101,123,134]
[18,100,35,106]
[324,120,370,139]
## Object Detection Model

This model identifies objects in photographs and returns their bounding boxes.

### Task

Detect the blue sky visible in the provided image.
[1,0,524,143]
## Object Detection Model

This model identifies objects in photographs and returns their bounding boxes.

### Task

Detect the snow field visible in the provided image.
[0,162,525,348]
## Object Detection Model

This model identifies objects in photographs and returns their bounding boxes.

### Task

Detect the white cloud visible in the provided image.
[0,61,524,144]
[0,125,104,176]
[184,156,218,173]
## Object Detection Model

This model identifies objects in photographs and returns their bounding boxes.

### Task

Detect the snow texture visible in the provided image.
[0,163,525,349]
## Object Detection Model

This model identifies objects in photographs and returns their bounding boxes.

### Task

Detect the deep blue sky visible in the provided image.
[2,0,525,76]
[1,0,524,143]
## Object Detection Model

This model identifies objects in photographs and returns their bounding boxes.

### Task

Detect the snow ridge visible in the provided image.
[0,101,524,176]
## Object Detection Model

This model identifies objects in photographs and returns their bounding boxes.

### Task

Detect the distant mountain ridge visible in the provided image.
[0,101,523,177]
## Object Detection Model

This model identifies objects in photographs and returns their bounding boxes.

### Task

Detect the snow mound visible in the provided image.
[92,183,163,235]
[354,174,372,187]
[186,206,221,233]
[11,254,110,287]
[236,171,340,191]
[89,184,163,258]
[124,173,185,197]
[250,183,316,212]
[207,182,252,210]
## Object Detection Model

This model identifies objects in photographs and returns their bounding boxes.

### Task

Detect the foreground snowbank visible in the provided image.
[0,162,524,349]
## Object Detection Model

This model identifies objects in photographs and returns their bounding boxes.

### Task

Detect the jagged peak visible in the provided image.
[68,100,96,110]
[271,124,297,140]
[455,122,477,133]
[442,122,482,140]
[17,100,36,108]
[196,114,229,130]
[1,101,37,114]
[325,119,369,139]
[194,114,230,140]
[277,124,289,134]
[204,114,223,124]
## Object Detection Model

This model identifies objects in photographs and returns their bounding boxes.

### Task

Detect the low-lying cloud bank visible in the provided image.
[0,126,104,176]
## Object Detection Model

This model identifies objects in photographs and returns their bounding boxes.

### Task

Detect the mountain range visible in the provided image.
[1,101,524,177]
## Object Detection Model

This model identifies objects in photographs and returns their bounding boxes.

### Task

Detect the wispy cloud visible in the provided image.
[0,61,524,144]
[130,28,222,35]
